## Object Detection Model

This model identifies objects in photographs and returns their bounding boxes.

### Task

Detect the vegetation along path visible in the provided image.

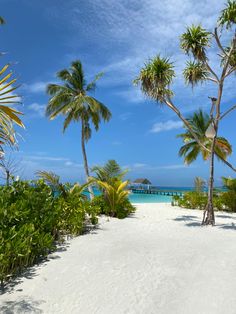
[1,203,236,314]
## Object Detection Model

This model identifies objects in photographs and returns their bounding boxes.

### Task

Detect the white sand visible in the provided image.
[1,203,236,314]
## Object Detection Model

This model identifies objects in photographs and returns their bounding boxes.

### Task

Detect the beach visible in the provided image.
[1,203,236,314]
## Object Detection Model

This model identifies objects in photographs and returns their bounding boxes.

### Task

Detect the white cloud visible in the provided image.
[150,120,183,133]
[133,163,147,168]
[24,81,49,93]
[65,161,83,168]
[28,103,46,117]
[119,112,132,121]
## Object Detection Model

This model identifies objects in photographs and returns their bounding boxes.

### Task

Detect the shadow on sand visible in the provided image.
[0,224,100,296]
[0,298,45,314]
[173,213,236,230]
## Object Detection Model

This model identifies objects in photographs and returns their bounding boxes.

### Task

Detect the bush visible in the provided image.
[0,180,98,286]
[219,191,236,212]
[172,190,236,212]
[91,194,135,219]
[172,191,207,209]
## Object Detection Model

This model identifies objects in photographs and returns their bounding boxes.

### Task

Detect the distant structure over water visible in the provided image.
[133,178,152,185]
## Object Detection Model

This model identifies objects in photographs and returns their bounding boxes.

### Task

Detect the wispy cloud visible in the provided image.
[28,103,46,117]
[119,112,133,121]
[23,81,50,93]
[150,120,183,133]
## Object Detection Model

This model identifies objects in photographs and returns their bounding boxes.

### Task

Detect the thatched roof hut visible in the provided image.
[133,178,152,185]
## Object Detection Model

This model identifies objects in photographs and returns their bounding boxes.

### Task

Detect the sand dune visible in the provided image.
[1,203,236,314]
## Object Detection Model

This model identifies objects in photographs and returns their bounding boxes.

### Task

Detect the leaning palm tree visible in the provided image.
[178,110,232,165]
[46,60,111,199]
[178,110,232,223]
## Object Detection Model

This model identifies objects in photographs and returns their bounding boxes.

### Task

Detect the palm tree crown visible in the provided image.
[178,110,232,164]
[46,60,111,138]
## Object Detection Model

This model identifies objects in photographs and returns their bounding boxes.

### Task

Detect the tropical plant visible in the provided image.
[36,170,88,200]
[0,154,22,186]
[92,159,127,185]
[194,177,206,193]
[222,176,236,191]
[178,110,232,164]
[0,179,98,286]
[135,1,236,225]
[46,60,111,199]
[93,179,135,218]
[0,64,24,155]
[218,0,236,29]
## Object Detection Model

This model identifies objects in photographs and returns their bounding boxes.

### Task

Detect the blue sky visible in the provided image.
[0,0,235,186]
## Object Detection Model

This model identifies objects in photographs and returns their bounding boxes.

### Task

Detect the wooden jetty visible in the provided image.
[131,188,184,196]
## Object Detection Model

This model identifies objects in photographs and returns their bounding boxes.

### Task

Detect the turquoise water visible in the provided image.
[128,193,172,203]
[84,188,173,203]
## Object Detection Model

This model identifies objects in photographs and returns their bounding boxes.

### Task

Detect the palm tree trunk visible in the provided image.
[81,120,94,200]
[202,137,216,225]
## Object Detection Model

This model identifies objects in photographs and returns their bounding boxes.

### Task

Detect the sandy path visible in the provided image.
[1,203,236,314]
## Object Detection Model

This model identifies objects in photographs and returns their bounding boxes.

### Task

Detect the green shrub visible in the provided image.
[91,193,135,219]
[172,191,207,209]
[220,191,236,212]
[0,180,98,286]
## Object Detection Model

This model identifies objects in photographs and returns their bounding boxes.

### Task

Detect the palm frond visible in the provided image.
[183,60,209,86]
[180,25,211,61]
[86,72,104,92]
[134,55,175,103]
[218,0,236,29]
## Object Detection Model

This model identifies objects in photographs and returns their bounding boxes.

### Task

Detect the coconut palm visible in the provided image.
[178,110,232,164]
[92,159,127,185]
[46,60,111,199]
[0,64,24,155]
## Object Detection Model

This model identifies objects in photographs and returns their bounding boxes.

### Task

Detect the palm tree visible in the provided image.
[178,110,232,224]
[0,64,24,155]
[178,110,232,164]
[194,177,206,193]
[46,60,111,199]
[92,159,127,185]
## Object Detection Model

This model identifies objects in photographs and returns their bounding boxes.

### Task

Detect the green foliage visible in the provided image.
[92,159,127,185]
[91,183,135,219]
[177,110,232,164]
[134,55,175,103]
[46,60,111,139]
[174,191,208,210]
[183,60,209,86]
[218,0,236,29]
[0,180,98,285]
[0,64,24,155]
[194,177,206,193]
[180,25,211,61]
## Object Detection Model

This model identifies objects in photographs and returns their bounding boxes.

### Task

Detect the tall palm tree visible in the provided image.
[178,110,232,164]
[46,60,111,199]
